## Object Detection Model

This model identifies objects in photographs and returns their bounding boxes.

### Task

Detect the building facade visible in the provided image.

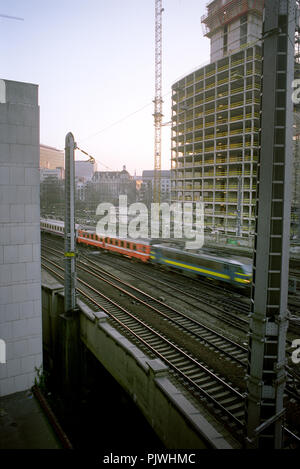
[202,0,264,62]
[75,160,96,182]
[140,170,171,204]
[40,144,64,170]
[40,167,64,182]
[87,166,136,208]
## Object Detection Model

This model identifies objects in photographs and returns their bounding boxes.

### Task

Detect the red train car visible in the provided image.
[77,229,151,262]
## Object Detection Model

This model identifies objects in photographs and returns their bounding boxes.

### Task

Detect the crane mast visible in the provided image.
[153,0,163,204]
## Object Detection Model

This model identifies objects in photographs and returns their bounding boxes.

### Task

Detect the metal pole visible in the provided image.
[64,132,76,313]
[237,175,242,237]
[246,0,296,449]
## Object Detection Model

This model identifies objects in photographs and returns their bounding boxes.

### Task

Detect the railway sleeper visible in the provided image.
[194,381,224,392]
[179,363,198,373]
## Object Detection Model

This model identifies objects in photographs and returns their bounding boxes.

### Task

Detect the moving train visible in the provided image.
[40,218,252,287]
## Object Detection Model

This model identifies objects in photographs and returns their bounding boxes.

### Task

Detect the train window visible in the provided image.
[133,244,136,250]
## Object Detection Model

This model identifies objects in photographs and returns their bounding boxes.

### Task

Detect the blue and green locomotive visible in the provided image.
[150,244,252,287]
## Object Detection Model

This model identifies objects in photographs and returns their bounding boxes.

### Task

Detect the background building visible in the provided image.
[40,167,64,182]
[40,144,64,170]
[0,79,42,396]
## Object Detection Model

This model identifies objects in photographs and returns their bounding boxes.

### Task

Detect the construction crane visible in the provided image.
[153,0,164,204]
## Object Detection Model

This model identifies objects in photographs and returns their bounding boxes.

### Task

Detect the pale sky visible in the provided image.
[1,0,210,175]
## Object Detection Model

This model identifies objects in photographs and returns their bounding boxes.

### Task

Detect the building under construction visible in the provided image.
[170,0,300,239]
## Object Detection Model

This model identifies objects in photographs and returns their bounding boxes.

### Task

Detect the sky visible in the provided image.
[1,0,210,175]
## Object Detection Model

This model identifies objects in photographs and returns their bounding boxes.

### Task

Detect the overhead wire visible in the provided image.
[76,89,172,171]
[78,89,172,144]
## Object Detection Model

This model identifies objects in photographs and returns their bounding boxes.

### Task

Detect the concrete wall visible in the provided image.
[210,14,262,62]
[0,79,42,396]
[210,29,223,63]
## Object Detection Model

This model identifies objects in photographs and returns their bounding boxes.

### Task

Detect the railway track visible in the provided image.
[42,250,248,368]
[41,239,300,446]
[43,237,251,332]
[81,250,251,331]
[41,244,300,399]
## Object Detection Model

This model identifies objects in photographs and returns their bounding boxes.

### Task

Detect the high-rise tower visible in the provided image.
[171,1,264,239]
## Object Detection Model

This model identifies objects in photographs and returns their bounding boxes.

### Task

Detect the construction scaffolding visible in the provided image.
[171,44,261,237]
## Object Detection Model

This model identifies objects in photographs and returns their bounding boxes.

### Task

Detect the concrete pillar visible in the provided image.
[0,79,42,396]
